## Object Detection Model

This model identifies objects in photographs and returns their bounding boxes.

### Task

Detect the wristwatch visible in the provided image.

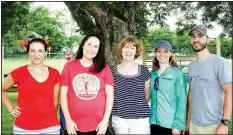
[221,119,230,126]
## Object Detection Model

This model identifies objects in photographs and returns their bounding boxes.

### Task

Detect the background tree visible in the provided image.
[144,28,174,50]
[174,2,232,37]
[220,36,232,58]
[1,2,31,37]
[144,28,194,56]
[65,1,232,64]
[2,2,231,59]
[64,2,183,65]
[143,28,223,56]
[2,2,82,58]
[25,7,68,52]
[198,2,232,37]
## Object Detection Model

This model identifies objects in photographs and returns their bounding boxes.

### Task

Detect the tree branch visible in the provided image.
[64,2,100,34]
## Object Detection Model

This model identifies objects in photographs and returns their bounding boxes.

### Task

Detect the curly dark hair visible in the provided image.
[75,34,106,73]
[26,38,48,54]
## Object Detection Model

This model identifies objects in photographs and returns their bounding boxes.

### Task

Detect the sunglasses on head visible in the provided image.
[153,77,159,91]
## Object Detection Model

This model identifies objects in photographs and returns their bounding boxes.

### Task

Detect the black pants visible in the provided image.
[151,124,172,135]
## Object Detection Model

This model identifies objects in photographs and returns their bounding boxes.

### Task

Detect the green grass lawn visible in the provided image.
[230,118,232,134]
[2,58,67,74]
[1,91,18,134]
[2,57,144,75]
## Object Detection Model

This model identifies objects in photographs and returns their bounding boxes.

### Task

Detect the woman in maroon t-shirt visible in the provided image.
[60,34,114,135]
[2,37,60,134]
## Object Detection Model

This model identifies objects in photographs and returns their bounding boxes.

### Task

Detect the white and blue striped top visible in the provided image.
[110,65,151,119]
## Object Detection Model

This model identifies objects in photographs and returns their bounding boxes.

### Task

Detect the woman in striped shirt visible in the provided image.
[110,35,151,134]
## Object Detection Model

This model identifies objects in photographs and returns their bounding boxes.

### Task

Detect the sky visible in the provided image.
[32,2,223,38]
[32,2,78,37]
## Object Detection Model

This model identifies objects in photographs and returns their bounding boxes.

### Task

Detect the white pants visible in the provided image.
[112,115,150,134]
[13,124,60,134]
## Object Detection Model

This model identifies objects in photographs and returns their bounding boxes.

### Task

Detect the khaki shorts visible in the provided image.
[190,120,218,134]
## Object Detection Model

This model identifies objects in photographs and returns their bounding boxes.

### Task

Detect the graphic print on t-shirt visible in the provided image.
[188,75,210,84]
[72,73,100,100]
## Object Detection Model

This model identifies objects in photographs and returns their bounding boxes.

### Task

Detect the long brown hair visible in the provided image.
[75,34,105,73]
[152,55,178,71]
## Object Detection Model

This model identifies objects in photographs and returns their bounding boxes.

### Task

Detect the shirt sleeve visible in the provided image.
[109,65,114,74]
[103,64,114,86]
[172,69,187,131]
[150,71,156,96]
[141,65,151,82]
[61,63,70,86]
[217,58,232,85]
[187,64,192,85]
[10,67,22,84]
[53,69,61,84]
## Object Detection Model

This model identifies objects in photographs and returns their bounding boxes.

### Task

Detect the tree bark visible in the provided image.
[65,2,130,65]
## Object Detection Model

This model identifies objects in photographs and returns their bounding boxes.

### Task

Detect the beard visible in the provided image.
[192,41,207,52]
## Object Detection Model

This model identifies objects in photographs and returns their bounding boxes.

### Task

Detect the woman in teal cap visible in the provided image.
[150,40,187,134]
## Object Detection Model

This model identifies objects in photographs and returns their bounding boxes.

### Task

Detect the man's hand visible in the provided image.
[182,119,190,135]
[215,123,228,134]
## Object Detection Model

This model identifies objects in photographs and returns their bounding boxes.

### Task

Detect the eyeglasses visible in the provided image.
[153,77,159,91]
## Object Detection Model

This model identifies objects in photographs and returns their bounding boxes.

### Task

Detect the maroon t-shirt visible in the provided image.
[61,59,114,132]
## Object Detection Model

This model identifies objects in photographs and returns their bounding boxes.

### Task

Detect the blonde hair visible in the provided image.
[117,35,142,59]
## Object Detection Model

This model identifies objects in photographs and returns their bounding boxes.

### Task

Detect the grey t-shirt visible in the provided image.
[187,54,232,126]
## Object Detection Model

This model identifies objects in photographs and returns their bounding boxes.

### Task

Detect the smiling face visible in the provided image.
[190,30,210,52]
[28,42,46,65]
[82,36,100,60]
[122,43,137,61]
[155,47,172,64]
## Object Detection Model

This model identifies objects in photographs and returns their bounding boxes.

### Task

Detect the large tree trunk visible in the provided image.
[65,2,130,65]
[86,3,129,65]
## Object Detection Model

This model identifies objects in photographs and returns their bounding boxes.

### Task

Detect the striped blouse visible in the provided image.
[110,65,151,119]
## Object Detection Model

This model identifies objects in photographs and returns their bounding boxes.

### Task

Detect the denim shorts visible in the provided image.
[13,124,60,134]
